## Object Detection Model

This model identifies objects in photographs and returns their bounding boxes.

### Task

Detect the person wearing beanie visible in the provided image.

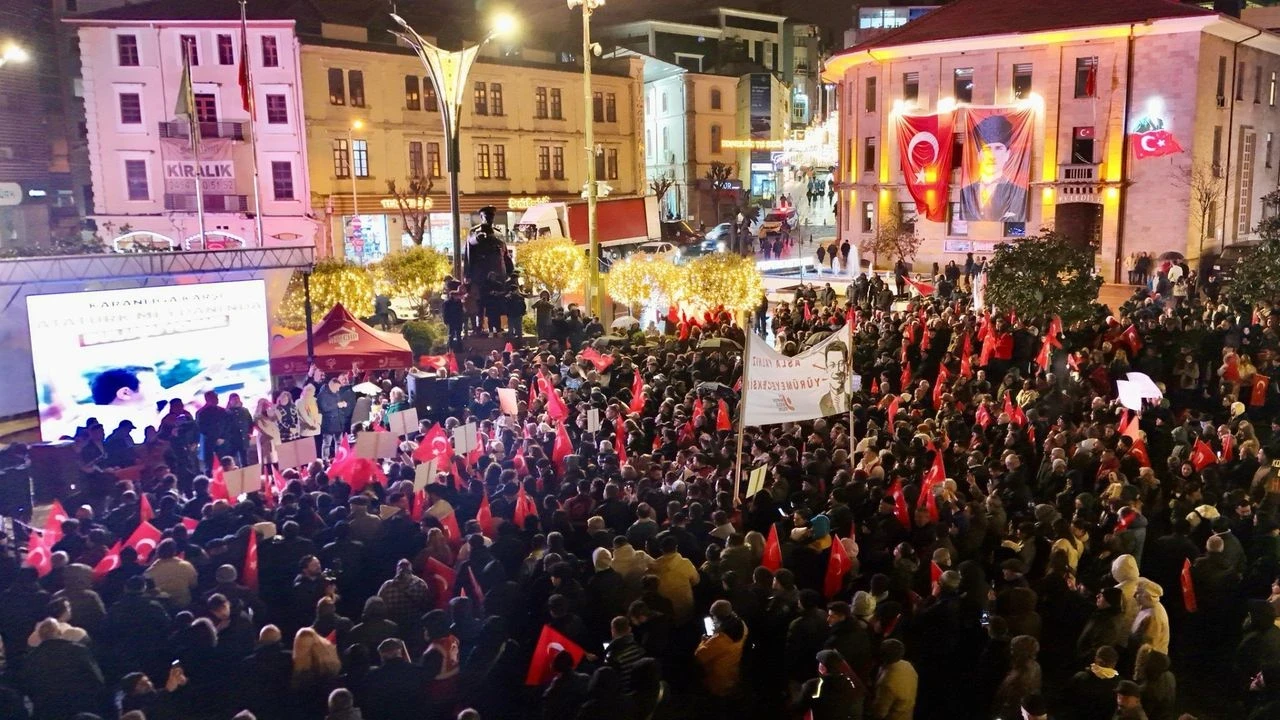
[1114,679,1148,719]
[797,649,866,720]
[1064,645,1121,720]
[871,639,917,720]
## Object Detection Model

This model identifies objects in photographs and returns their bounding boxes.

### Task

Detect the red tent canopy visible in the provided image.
[271,303,412,375]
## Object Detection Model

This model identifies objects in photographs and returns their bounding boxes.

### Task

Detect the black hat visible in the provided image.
[974,114,1014,147]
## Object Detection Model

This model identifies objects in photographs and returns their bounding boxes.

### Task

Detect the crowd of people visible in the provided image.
[2,262,1280,720]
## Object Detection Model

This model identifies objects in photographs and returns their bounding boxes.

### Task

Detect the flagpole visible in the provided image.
[733,324,752,501]
[183,50,208,247]
[241,0,266,246]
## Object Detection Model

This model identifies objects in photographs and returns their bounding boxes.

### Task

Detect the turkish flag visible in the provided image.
[139,493,154,523]
[181,517,199,532]
[514,484,538,529]
[1131,129,1184,159]
[1047,315,1063,349]
[25,531,53,577]
[1190,438,1216,471]
[210,465,230,502]
[1121,414,1150,467]
[903,276,935,296]
[895,112,954,221]
[924,451,946,490]
[629,370,646,413]
[552,422,573,474]
[93,541,123,582]
[440,510,463,548]
[930,561,943,586]
[824,535,853,598]
[890,480,911,529]
[525,624,586,686]
[1120,325,1143,354]
[125,521,163,563]
[476,492,495,538]
[615,417,628,465]
[411,489,426,523]
[413,424,449,463]
[716,399,733,431]
[762,525,782,572]
[1181,558,1197,613]
[465,566,486,611]
[1036,336,1051,372]
[243,529,259,591]
[1067,353,1080,372]
[425,556,456,587]
[901,362,912,392]
[933,364,949,407]
[1251,374,1270,407]
[43,499,69,547]
[693,397,705,420]
[1221,432,1235,461]
[888,394,900,427]
[580,347,614,373]
[544,381,569,422]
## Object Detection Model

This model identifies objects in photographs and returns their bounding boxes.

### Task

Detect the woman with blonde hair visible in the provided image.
[298,383,321,454]
[292,627,343,718]
[253,397,281,470]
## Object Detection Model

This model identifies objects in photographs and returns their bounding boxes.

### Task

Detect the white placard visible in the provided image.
[746,465,768,497]
[414,457,438,491]
[587,408,601,433]
[356,432,400,459]
[1126,372,1163,400]
[497,388,519,415]
[224,465,261,499]
[1116,380,1145,411]
[453,422,477,454]
[387,408,419,436]
[277,438,318,470]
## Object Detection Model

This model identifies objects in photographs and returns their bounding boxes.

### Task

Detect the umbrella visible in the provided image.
[1157,251,1184,261]
[698,337,742,350]
[611,316,639,330]
[352,382,382,396]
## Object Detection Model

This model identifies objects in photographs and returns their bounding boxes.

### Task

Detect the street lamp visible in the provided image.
[567,0,605,318]
[348,119,364,259]
[0,43,30,68]
[390,12,517,280]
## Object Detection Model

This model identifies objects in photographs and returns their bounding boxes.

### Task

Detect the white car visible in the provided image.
[635,241,681,261]
[388,296,422,323]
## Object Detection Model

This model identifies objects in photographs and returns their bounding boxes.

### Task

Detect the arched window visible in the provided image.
[711,124,722,153]
[710,88,722,110]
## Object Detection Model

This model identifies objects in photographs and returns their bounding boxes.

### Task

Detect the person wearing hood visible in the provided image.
[610,538,654,603]
[1111,554,1144,635]
[1130,579,1170,682]
[797,649,866,720]
[1138,650,1177,720]
[993,634,1041,719]
[325,688,363,720]
[1063,645,1121,720]
[650,535,699,625]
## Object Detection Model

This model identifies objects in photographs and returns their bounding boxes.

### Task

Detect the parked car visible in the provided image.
[635,241,682,261]
[387,296,423,323]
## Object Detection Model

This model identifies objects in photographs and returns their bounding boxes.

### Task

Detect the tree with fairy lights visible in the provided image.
[681,253,764,314]
[276,258,375,329]
[517,237,587,301]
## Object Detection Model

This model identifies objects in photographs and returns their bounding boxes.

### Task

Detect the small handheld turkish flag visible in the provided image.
[824,535,852,598]
[43,499,69,547]
[125,521,163,563]
[25,531,53,577]
[762,525,782,572]
[1181,558,1197,613]
[243,529,259,591]
[525,624,586,686]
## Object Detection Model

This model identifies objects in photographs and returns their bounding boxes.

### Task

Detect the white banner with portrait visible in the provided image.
[742,331,851,426]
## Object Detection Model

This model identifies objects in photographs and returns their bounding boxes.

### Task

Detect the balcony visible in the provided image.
[1058,163,1098,183]
[158,120,246,142]
[1057,163,1101,204]
[164,193,249,212]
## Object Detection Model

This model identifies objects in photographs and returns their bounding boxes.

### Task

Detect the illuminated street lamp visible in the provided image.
[0,43,30,67]
[567,0,605,317]
[390,13,518,279]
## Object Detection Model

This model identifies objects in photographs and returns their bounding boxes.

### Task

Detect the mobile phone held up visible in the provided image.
[703,616,716,636]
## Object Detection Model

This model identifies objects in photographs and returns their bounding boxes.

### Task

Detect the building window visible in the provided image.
[328,69,345,105]
[265,94,287,124]
[494,144,507,179]
[118,93,142,124]
[595,151,605,179]
[408,141,424,178]
[117,35,139,66]
[405,76,421,110]
[348,70,365,107]
[194,93,218,123]
[550,88,563,119]
[1071,127,1094,164]
[124,159,149,200]
[538,146,551,179]
[1268,132,1274,169]
[420,81,436,111]
[271,161,294,200]
[217,34,234,65]
[903,72,919,102]
[1271,71,1276,107]
[948,202,967,236]
[711,124,722,153]
[474,82,488,115]
[535,87,548,118]
[606,148,618,180]
[861,202,873,232]
[606,92,616,122]
[427,142,441,178]
[352,139,369,178]
[711,89,722,110]
[1256,65,1263,103]
[1074,57,1097,98]
[865,76,877,112]
[1003,221,1026,238]
[1213,125,1223,175]
[662,127,668,155]
[1012,63,1032,100]
[593,91,604,122]
[899,203,918,234]
[475,144,491,178]
[180,34,198,65]
[863,137,875,173]
[951,133,963,170]
[552,146,565,179]
[1237,62,1246,101]
[491,83,504,116]
[661,93,667,113]
[333,138,350,178]
[261,36,279,67]
[1216,57,1227,104]
[953,67,973,103]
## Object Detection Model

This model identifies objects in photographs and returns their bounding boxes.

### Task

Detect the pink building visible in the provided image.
[67,5,316,250]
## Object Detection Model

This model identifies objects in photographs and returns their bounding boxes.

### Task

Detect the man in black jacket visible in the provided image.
[362,638,428,720]
[236,624,293,720]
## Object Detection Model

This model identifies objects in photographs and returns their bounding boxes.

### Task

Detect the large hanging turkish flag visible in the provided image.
[895,113,954,222]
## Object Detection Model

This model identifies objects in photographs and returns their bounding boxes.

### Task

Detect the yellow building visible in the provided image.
[299,26,645,262]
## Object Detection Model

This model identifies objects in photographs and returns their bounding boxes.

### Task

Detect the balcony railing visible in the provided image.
[158,120,246,141]
[164,193,248,212]
[1058,163,1098,183]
